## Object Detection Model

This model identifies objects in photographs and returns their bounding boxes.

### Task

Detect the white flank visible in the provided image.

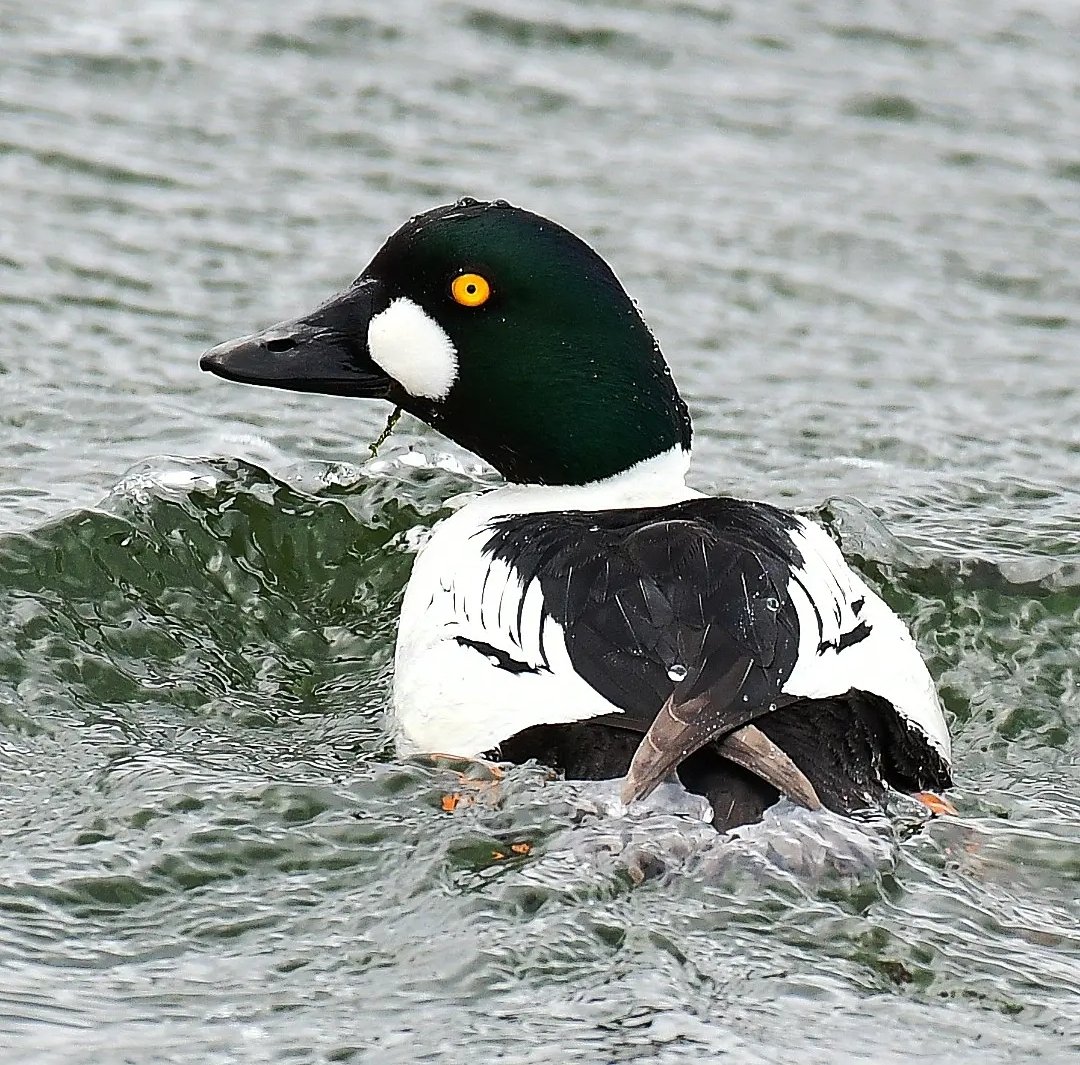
[781,517,952,761]
[367,297,458,400]
[392,446,699,755]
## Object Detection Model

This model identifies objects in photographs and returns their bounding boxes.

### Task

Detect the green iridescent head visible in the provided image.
[201,199,692,486]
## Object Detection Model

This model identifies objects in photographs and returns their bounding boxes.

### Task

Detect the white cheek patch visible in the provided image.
[367,297,458,400]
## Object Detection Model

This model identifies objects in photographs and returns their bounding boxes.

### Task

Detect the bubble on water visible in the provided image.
[765,597,780,611]
[667,664,688,682]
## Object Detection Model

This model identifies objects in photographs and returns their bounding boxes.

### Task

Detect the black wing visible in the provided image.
[484,497,807,736]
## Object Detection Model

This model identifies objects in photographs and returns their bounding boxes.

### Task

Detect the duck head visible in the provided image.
[200,199,692,485]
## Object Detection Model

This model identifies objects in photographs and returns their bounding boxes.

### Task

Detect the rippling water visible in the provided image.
[1,1,1078,1061]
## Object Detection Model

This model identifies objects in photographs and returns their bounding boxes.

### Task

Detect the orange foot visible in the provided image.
[913,791,958,817]
[429,753,506,813]
[490,842,533,860]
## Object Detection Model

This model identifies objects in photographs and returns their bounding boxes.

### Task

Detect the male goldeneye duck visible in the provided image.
[200,197,953,832]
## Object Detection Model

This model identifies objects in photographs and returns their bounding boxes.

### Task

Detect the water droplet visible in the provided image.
[667,664,688,682]
[765,597,779,612]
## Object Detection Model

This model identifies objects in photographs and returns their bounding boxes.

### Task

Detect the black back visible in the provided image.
[484,497,951,829]
[485,497,806,731]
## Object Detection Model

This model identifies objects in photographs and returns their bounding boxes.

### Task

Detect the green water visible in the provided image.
[1,1,1078,1061]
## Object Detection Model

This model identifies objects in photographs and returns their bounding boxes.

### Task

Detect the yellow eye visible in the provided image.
[451,272,491,308]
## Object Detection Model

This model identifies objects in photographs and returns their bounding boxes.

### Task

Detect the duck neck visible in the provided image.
[478,445,699,516]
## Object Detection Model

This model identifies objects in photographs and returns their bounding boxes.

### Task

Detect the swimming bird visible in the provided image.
[200,198,952,832]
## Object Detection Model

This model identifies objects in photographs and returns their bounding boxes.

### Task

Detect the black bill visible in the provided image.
[200,279,394,399]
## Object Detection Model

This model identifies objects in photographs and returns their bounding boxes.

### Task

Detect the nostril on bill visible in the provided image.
[263,337,297,353]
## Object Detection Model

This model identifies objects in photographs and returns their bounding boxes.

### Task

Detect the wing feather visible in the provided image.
[484,498,807,740]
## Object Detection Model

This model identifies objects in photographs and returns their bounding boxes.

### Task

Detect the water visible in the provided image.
[1,1,1078,1061]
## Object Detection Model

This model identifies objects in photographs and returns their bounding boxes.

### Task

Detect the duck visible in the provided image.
[200,197,953,833]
